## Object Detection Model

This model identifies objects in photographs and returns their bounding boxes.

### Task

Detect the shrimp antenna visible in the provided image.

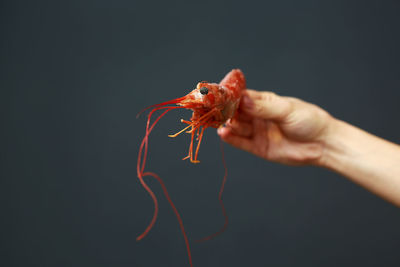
[136,96,186,118]
[136,107,175,241]
[136,106,193,267]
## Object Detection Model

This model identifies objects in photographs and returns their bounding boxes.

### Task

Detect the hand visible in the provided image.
[218,89,400,206]
[218,89,333,165]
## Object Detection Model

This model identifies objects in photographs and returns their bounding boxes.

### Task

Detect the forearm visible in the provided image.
[319,118,400,207]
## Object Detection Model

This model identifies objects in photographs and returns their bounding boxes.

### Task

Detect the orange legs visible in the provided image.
[194,127,205,162]
[169,109,216,163]
[168,124,192,138]
[182,126,205,163]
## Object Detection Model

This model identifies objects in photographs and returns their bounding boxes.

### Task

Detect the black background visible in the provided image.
[1,1,400,266]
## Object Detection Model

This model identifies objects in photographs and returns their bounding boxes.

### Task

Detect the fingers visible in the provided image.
[240,89,292,121]
[234,110,253,123]
[226,119,252,137]
[217,127,254,154]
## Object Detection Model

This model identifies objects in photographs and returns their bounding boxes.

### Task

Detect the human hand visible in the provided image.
[218,89,334,165]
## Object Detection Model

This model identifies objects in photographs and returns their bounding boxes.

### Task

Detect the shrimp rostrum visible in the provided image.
[137,69,246,267]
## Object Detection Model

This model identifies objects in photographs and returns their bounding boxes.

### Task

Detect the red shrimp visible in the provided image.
[137,69,246,267]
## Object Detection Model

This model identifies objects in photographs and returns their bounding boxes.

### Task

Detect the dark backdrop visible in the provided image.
[1,1,400,266]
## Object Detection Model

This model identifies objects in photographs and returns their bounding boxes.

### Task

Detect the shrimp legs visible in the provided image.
[169,108,217,163]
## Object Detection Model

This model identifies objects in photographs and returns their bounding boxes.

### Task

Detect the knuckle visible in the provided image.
[254,92,277,114]
[253,102,265,114]
[260,92,277,102]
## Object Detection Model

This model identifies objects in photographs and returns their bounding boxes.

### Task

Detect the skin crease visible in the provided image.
[218,89,400,207]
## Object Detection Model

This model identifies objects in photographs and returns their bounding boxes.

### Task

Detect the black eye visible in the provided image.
[200,87,209,95]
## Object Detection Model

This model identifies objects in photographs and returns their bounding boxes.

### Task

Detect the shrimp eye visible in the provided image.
[200,87,209,95]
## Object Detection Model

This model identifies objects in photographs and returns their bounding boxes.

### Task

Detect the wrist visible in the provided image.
[315,117,349,169]
[314,116,400,207]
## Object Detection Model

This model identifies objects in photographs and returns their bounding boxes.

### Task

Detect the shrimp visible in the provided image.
[137,69,246,267]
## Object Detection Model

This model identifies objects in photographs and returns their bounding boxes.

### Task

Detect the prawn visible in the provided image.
[137,69,246,267]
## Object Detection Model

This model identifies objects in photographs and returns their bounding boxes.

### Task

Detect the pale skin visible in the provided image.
[218,89,400,207]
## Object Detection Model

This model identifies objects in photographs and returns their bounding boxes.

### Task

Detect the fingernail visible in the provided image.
[242,95,253,110]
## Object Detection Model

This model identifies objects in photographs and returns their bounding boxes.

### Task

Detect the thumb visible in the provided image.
[241,89,292,120]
